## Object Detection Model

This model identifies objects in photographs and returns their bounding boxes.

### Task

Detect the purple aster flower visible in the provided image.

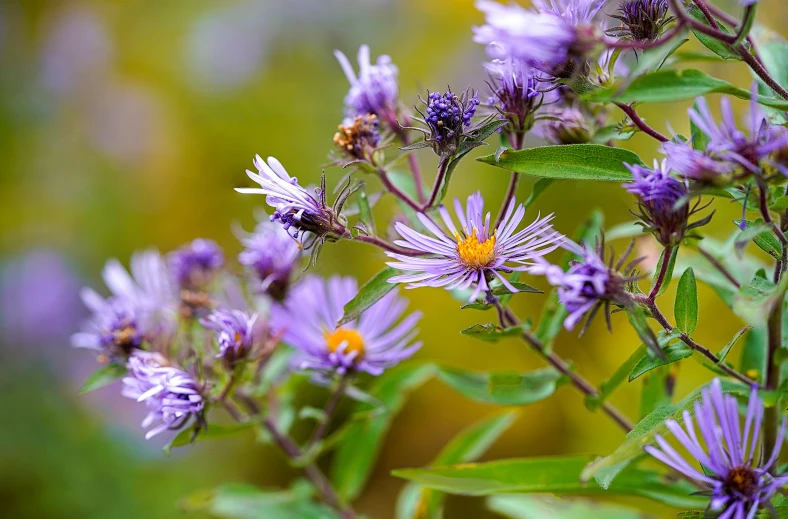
[529,240,634,331]
[485,57,542,142]
[606,0,673,42]
[121,350,205,440]
[664,140,737,184]
[688,90,788,176]
[168,238,224,290]
[333,113,381,165]
[272,275,421,376]
[334,44,399,130]
[385,192,563,302]
[474,0,603,78]
[625,159,695,247]
[201,308,258,368]
[100,249,178,318]
[236,155,350,253]
[238,220,301,301]
[645,379,788,518]
[71,292,143,362]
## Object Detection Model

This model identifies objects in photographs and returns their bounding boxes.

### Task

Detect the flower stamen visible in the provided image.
[324,327,365,360]
[455,228,497,269]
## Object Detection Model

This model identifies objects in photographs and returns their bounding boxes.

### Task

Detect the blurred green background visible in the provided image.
[1,0,787,518]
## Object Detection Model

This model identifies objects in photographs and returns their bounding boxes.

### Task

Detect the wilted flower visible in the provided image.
[201,308,258,368]
[485,57,542,142]
[664,140,737,184]
[236,155,352,257]
[238,220,301,301]
[334,45,400,130]
[273,275,421,376]
[645,379,788,518]
[122,350,204,440]
[606,0,673,43]
[624,159,707,247]
[688,91,788,176]
[529,240,633,331]
[168,238,224,290]
[333,114,381,165]
[386,191,563,302]
[473,0,604,78]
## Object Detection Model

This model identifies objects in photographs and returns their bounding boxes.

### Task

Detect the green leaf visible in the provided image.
[752,25,788,108]
[438,366,563,406]
[625,306,661,359]
[604,221,643,242]
[579,381,750,489]
[355,187,376,236]
[583,69,788,110]
[628,38,691,79]
[640,367,673,419]
[740,324,767,382]
[460,323,528,343]
[674,268,698,333]
[164,423,252,456]
[396,410,518,519]
[488,494,652,519]
[181,481,338,519]
[477,144,643,182]
[735,219,783,260]
[331,362,436,501]
[78,363,127,394]
[629,339,692,382]
[772,196,788,212]
[393,455,706,509]
[522,178,554,213]
[651,247,678,297]
[686,4,740,61]
[491,281,542,296]
[718,326,752,364]
[338,266,398,326]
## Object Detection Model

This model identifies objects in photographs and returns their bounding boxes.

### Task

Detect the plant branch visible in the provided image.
[423,156,451,210]
[649,245,674,300]
[615,104,669,143]
[697,247,741,289]
[378,169,421,213]
[353,234,427,256]
[495,301,634,432]
[308,377,348,447]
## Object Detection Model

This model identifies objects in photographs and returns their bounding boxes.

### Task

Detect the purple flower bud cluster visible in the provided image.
[168,238,224,289]
[486,57,541,139]
[607,0,672,42]
[413,88,482,157]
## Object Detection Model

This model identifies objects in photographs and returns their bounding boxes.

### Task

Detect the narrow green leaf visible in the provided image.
[438,366,563,406]
[735,219,783,260]
[674,268,699,333]
[718,326,753,363]
[491,281,542,296]
[488,494,652,519]
[686,4,740,61]
[79,363,127,394]
[772,196,788,212]
[393,455,706,509]
[579,381,750,488]
[752,25,788,111]
[460,323,528,343]
[331,362,436,501]
[604,220,643,242]
[651,247,677,297]
[355,187,375,236]
[164,423,252,456]
[625,306,661,359]
[396,410,518,519]
[583,69,788,110]
[338,266,398,326]
[640,367,673,419]
[629,341,692,382]
[629,38,691,79]
[521,178,555,213]
[477,144,642,182]
[740,324,767,382]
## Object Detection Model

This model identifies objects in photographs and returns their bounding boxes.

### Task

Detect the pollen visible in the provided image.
[455,228,497,269]
[324,327,365,360]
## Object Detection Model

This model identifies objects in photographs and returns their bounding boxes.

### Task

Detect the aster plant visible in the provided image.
[73,0,788,517]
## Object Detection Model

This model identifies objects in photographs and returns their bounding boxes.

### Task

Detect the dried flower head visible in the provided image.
[333,114,381,165]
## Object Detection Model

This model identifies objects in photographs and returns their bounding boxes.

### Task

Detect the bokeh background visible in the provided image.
[1,0,787,518]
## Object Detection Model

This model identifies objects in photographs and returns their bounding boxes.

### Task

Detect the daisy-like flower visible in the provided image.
[168,238,224,290]
[238,220,301,301]
[645,379,788,518]
[528,240,633,331]
[664,140,737,184]
[386,191,563,302]
[71,293,143,363]
[625,159,698,247]
[101,249,178,317]
[473,0,604,78]
[688,90,788,176]
[272,275,421,376]
[236,155,350,250]
[122,350,204,440]
[201,308,258,368]
[334,44,400,129]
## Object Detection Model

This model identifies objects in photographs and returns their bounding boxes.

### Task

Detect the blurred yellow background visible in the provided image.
[1,0,787,518]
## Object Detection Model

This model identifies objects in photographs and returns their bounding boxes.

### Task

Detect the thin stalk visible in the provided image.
[697,247,741,289]
[496,303,634,432]
[378,169,421,213]
[308,377,348,447]
[353,234,427,256]
[495,173,520,229]
[423,156,451,210]
[615,104,669,143]
[764,296,783,457]
[649,245,674,300]
[739,49,788,100]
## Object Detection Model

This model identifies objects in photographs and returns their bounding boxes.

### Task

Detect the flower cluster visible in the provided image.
[238,220,301,301]
[168,238,224,290]
[485,57,542,141]
[408,88,483,157]
[334,44,400,130]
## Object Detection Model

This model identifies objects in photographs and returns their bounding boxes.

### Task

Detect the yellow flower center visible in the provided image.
[455,228,497,269]
[324,327,365,360]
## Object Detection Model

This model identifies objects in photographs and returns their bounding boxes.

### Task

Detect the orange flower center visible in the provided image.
[455,228,497,269]
[324,327,365,360]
